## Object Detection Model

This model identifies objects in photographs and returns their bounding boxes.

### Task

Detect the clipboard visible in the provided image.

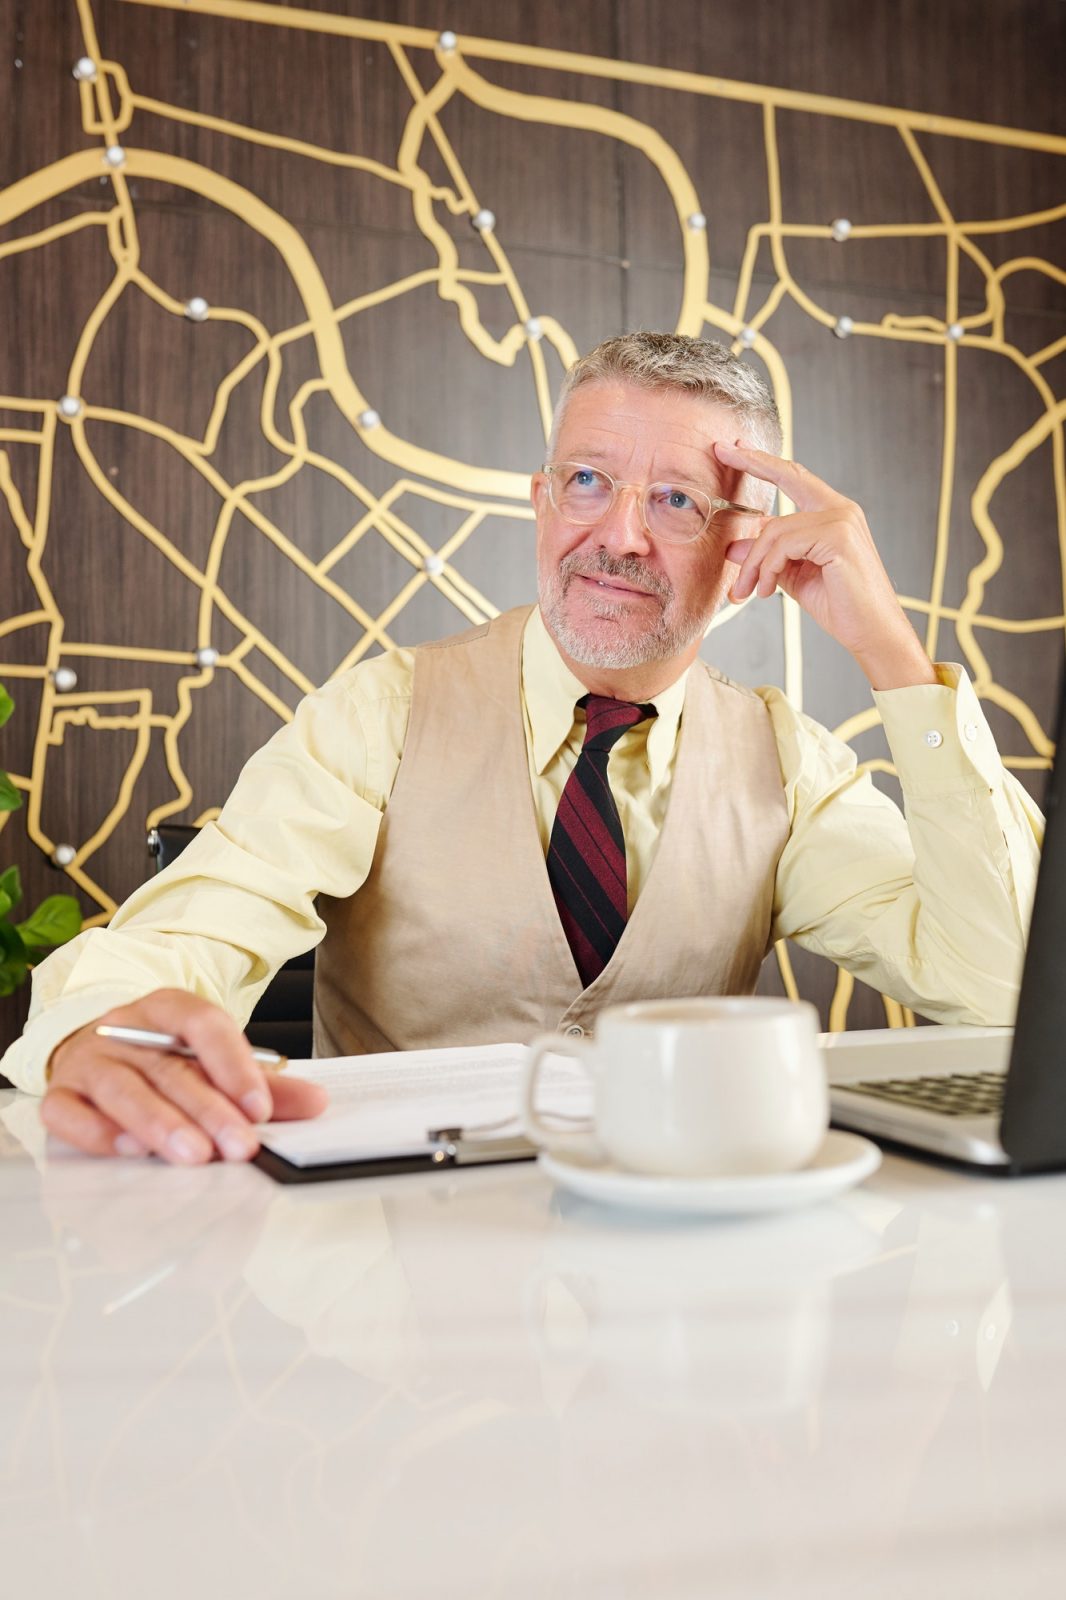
[250,1042,586,1185]
[254,1126,538,1185]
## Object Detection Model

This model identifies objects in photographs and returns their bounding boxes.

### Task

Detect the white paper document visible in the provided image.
[258,1042,592,1168]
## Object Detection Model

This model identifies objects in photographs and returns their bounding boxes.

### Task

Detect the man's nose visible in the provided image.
[598,484,653,555]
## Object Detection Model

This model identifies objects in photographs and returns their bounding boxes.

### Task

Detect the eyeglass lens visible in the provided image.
[550,464,712,542]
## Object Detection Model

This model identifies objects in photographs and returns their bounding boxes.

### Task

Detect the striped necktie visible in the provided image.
[547,694,657,989]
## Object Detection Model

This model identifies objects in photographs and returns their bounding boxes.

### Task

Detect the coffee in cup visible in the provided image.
[522,996,828,1178]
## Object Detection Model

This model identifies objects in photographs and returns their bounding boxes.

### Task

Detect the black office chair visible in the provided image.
[146,823,315,1059]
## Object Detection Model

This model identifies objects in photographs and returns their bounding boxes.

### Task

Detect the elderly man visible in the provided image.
[0,332,1043,1163]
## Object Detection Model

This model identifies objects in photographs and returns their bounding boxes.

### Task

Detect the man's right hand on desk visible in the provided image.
[40,988,328,1164]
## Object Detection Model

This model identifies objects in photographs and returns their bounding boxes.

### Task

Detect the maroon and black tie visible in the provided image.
[547,694,657,988]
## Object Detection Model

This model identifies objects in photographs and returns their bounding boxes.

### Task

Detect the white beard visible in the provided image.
[540,551,714,668]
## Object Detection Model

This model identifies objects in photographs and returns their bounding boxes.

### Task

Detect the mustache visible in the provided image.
[558,549,672,601]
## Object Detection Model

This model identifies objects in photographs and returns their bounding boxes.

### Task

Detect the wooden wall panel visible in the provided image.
[1,0,1063,1052]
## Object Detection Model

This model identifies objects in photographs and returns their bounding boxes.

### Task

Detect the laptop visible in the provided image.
[825,674,1065,1175]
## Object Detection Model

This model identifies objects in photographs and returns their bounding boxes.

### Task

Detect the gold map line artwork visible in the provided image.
[0,0,1063,1035]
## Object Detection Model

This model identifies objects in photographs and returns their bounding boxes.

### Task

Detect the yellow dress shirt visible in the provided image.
[1,607,1044,1094]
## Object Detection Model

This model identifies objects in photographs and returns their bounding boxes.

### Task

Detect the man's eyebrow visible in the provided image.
[656,463,724,486]
[563,446,723,486]
[561,446,614,464]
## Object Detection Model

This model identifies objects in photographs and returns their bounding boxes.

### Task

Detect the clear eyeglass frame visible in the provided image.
[542,460,765,545]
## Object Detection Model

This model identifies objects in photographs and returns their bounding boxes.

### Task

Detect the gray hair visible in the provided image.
[547,331,783,461]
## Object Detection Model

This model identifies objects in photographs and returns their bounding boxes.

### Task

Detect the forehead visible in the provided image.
[555,379,741,466]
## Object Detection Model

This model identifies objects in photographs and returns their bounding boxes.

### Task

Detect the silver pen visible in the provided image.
[95,1024,284,1067]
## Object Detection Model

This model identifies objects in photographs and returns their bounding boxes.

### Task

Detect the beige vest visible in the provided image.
[314,606,790,1055]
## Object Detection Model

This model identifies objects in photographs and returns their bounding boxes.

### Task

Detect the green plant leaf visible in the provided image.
[16,894,82,951]
[0,891,10,920]
[0,771,21,812]
[0,919,27,995]
[0,864,22,910]
[0,683,13,729]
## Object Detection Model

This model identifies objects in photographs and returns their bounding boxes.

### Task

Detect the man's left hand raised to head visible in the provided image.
[714,439,938,691]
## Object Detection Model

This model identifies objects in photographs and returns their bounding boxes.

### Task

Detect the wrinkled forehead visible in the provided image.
[553,379,745,478]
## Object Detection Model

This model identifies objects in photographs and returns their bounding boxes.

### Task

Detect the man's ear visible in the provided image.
[530,471,547,513]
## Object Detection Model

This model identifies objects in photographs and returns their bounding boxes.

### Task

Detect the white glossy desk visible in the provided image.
[3,1087,1066,1600]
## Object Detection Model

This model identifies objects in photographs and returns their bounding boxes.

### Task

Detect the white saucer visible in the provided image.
[538,1130,881,1217]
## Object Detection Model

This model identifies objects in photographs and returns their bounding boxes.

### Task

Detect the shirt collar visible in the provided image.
[523,606,689,793]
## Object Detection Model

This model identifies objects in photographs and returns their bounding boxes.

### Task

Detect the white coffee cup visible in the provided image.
[522,996,828,1178]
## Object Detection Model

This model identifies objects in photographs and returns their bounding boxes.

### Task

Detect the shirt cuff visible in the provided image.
[872,663,1004,797]
[0,984,153,1097]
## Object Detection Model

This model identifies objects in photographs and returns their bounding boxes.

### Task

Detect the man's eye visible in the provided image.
[572,469,598,488]
[661,487,696,511]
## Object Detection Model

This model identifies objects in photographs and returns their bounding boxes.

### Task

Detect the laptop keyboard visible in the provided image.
[840,1070,1007,1118]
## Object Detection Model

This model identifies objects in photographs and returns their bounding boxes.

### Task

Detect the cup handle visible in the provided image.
[522,1033,600,1156]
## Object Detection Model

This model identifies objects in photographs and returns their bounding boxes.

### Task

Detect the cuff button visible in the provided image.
[924,729,944,748]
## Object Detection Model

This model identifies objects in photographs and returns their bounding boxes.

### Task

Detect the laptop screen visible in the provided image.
[1000,668,1066,1169]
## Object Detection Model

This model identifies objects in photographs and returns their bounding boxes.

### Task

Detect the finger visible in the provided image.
[713,440,845,513]
[751,533,808,598]
[85,1061,215,1165]
[724,538,755,565]
[61,1035,238,1159]
[145,1055,263,1161]
[122,990,273,1124]
[267,1075,329,1122]
[729,524,786,601]
[41,1086,149,1159]
[731,520,827,601]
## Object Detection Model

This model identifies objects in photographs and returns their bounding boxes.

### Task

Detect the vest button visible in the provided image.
[564,1024,585,1037]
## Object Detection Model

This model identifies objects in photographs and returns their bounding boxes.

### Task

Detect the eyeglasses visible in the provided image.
[542,461,764,545]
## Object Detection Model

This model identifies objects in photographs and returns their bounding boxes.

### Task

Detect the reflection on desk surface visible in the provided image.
[4,1089,1066,1600]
